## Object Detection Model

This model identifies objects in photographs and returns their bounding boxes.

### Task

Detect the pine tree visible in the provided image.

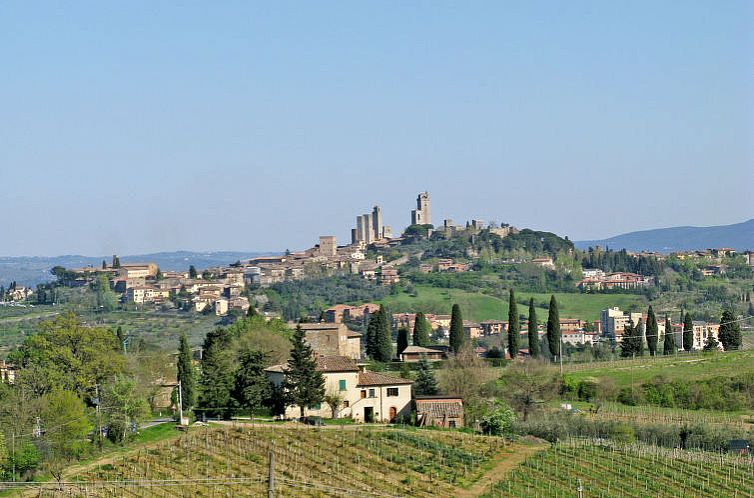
[449,304,465,354]
[177,332,196,411]
[412,312,431,347]
[284,325,325,418]
[397,327,409,356]
[662,317,676,355]
[546,295,560,359]
[198,328,236,419]
[646,306,658,356]
[247,303,258,317]
[507,289,520,358]
[232,349,271,417]
[703,332,719,351]
[414,357,438,396]
[620,320,636,357]
[528,298,539,358]
[718,308,741,351]
[683,312,694,351]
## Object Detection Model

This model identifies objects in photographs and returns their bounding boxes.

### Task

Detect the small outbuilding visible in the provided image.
[415,396,464,428]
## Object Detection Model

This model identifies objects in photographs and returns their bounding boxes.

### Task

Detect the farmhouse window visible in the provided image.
[387,388,399,397]
[339,379,347,391]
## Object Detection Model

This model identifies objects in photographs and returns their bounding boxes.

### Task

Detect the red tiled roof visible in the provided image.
[358,371,413,386]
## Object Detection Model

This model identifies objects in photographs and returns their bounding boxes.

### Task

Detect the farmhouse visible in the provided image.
[265,356,413,423]
[399,345,447,362]
[415,396,464,428]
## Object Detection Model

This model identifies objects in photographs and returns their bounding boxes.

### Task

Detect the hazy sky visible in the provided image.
[2,1,752,256]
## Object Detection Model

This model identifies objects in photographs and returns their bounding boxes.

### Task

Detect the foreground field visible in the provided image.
[482,440,754,498]
[380,285,646,322]
[8,425,522,497]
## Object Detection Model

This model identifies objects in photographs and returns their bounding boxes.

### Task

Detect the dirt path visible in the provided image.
[455,441,548,498]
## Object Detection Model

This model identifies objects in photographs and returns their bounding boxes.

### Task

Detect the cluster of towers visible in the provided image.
[351,206,391,245]
[350,192,431,245]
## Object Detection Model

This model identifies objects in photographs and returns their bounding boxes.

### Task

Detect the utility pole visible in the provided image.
[11,431,15,482]
[267,449,275,498]
[178,380,184,425]
[95,384,103,450]
[559,336,563,375]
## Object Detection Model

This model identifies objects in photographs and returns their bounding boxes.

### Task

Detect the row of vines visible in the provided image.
[9,426,509,497]
[483,439,754,497]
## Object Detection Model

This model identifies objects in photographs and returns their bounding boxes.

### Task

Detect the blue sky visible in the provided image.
[2,1,752,256]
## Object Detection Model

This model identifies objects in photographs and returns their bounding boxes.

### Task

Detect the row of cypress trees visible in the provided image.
[620,305,741,357]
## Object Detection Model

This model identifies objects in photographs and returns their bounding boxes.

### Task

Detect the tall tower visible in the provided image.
[372,205,383,240]
[356,215,366,242]
[411,191,431,225]
[362,213,373,244]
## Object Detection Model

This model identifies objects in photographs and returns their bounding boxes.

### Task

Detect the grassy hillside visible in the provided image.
[380,285,646,322]
[483,441,754,497]
[565,350,754,388]
[35,425,517,497]
[0,308,218,357]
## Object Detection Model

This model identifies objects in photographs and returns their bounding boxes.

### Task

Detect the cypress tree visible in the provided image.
[449,304,465,354]
[247,303,258,317]
[662,317,676,355]
[413,312,431,347]
[634,318,645,356]
[189,265,198,279]
[507,289,520,358]
[284,325,325,418]
[397,327,409,356]
[177,332,196,411]
[365,313,378,359]
[368,305,393,362]
[546,295,560,359]
[718,308,741,351]
[683,312,694,351]
[414,357,438,396]
[646,306,658,356]
[527,298,539,358]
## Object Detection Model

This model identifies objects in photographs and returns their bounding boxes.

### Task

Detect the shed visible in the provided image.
[415,396,464,428]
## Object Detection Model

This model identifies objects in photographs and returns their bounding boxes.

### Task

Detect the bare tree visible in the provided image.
[499,360,560,421]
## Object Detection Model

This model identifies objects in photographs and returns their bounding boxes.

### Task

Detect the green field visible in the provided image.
[380,285,646,322]
[483,441,754,498]
[564,350,754,387]
[25,425,515,497]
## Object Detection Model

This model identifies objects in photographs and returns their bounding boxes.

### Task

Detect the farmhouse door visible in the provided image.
[389,406,397,422]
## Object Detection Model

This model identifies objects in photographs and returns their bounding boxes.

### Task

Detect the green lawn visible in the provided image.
[565,350,754,387]
[380,286,646,322]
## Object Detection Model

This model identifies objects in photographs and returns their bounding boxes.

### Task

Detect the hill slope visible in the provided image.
[575,219,754,253]
[32,425,518,497]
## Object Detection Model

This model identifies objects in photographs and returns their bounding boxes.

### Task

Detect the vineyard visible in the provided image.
[6,425,513,497]
[482,440,754,497]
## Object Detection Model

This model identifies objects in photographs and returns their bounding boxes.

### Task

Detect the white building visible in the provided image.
[265,356,413,423]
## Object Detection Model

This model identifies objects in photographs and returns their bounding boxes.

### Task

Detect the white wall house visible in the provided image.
[265,356,413,423]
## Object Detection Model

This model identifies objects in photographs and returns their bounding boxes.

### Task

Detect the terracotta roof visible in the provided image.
[316,356,359,372]
[415,399,463,418]
[358,371,413,387]
[346,331,362,338]
[401,346,443,355]
[264,355,359,374]
[297,323,345,330]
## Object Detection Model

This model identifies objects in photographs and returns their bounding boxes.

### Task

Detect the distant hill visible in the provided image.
[575,219,754,253]
[0,250,274,287]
